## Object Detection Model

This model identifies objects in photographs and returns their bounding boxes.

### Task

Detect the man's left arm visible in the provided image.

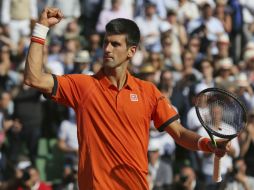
[164,120,230,157]
[164,120,201,151]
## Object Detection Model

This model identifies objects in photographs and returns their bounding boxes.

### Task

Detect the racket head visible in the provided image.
[195,87,247,140]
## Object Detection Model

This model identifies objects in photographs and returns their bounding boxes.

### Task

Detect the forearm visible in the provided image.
[25,41,53,93]
[24,16,58,93]
[164,121,201,151]
[58,141,77,154]
[175,127,201,151]
[25,42,44,85]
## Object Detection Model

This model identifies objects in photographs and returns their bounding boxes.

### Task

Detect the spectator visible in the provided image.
[146,51,164,85]
[158,69,177,97]
[135,2,164,52]
[9,68,43,164]
[72,50,94,75]
[0,45,21,92]
[214,57,235,87]
[214,33,231,62]
[57,108,78,188]
[160,31,182,72]
[242,47,254,86]
[1,0,38,47]
[149,123,176,163]
[148,139,173,190]
[103,0,135,19]
[188,2,225,55]
[80,0,104,38]
[214,0,232,34]
[17,166,52,190]
[96,0,130,34]
[223,157,254,190]
[45,37,65,76]
[170,165,206,190]
[228,0,244,63]
[176,0,200,26]
[47,0,81,36]
[0,155,32,189]
[181,50,203,82]
[235,73,254,112]
[61,37,81,74]
[187,35,204,68]
[196,59,215,90]
[137,63,157,84]
[166,9,188,47]
[87,31,103,65]
[0,91,8,182]
[239,113,254,177]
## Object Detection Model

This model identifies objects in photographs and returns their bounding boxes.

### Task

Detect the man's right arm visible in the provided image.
[24,7,63,94]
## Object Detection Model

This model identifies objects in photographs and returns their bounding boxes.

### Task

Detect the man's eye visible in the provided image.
[112,42,119,47]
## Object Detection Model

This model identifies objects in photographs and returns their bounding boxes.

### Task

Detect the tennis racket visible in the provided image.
[195,87,247,182]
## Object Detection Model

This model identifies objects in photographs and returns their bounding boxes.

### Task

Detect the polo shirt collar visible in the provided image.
[95,69,136,91]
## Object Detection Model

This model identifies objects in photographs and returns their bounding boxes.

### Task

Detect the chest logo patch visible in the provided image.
[130,93,138,102]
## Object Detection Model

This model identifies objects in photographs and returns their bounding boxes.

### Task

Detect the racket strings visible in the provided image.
[196,91,245,137]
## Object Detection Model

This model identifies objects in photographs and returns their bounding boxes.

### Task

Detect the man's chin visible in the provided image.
[103,60,115,67]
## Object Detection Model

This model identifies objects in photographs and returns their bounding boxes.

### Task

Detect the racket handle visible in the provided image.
[213,155,222,182]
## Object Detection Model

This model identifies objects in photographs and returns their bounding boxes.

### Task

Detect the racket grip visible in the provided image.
[213,155,222,182]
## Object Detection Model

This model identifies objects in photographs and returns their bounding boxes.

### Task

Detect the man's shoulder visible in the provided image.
[59,73,95,83]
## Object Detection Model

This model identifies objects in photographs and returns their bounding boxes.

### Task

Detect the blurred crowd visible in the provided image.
[1,0,254,189]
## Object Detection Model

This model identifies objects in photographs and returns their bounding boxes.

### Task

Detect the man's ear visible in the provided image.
[127,46,137,58]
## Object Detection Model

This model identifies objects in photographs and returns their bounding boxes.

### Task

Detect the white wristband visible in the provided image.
[32,23,49,40]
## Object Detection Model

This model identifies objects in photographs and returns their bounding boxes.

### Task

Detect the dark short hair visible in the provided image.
[105,18,140,47]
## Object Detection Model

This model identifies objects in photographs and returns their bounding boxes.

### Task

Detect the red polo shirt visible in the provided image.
[50,70,179,189]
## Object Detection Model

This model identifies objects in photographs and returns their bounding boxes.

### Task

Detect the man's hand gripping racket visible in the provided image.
[195,88,247,182]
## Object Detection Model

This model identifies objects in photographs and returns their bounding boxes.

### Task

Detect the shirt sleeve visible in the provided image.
[49,74,93,109]
[151,85,179,132]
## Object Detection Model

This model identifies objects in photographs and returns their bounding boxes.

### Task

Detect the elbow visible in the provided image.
[23,76,35,87]
[23,74,41,88]
[23,77,32,86]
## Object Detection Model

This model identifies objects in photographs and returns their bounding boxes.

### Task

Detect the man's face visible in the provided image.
[103,34,134,68]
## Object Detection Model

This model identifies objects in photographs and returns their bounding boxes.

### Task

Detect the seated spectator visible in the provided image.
[169,165,206,190]
[181,50,203,82]
[224,157,254,190]
[160,34,182,72]
[148,139,173,190]
[57,108,78,179]
[214,57,235,87]
[213,33,231,62]
[17,166,52,190]
[235,73,254,112]
[135,2,164,52]
[9,67,43,164]
[1,156,50,190]
[96,0,130,34]
[187,35,204,68]
[47,0,81,36]
[166,9,188,47]
[137,63,157,84]
[72,50,93,75]
[239,113,254,177]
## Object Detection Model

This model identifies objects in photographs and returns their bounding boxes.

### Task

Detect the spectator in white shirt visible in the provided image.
[96,0,130,34]
[1,0,38,47]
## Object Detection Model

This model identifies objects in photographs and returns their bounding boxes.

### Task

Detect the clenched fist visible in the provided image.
[38,7,64,27]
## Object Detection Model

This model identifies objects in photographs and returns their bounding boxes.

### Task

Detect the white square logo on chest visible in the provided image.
[130,93,138,102]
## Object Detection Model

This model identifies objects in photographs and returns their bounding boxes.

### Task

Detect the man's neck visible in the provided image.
[103,65,128,90]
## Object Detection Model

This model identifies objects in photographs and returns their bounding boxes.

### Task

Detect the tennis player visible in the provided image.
[24,7,230,190]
